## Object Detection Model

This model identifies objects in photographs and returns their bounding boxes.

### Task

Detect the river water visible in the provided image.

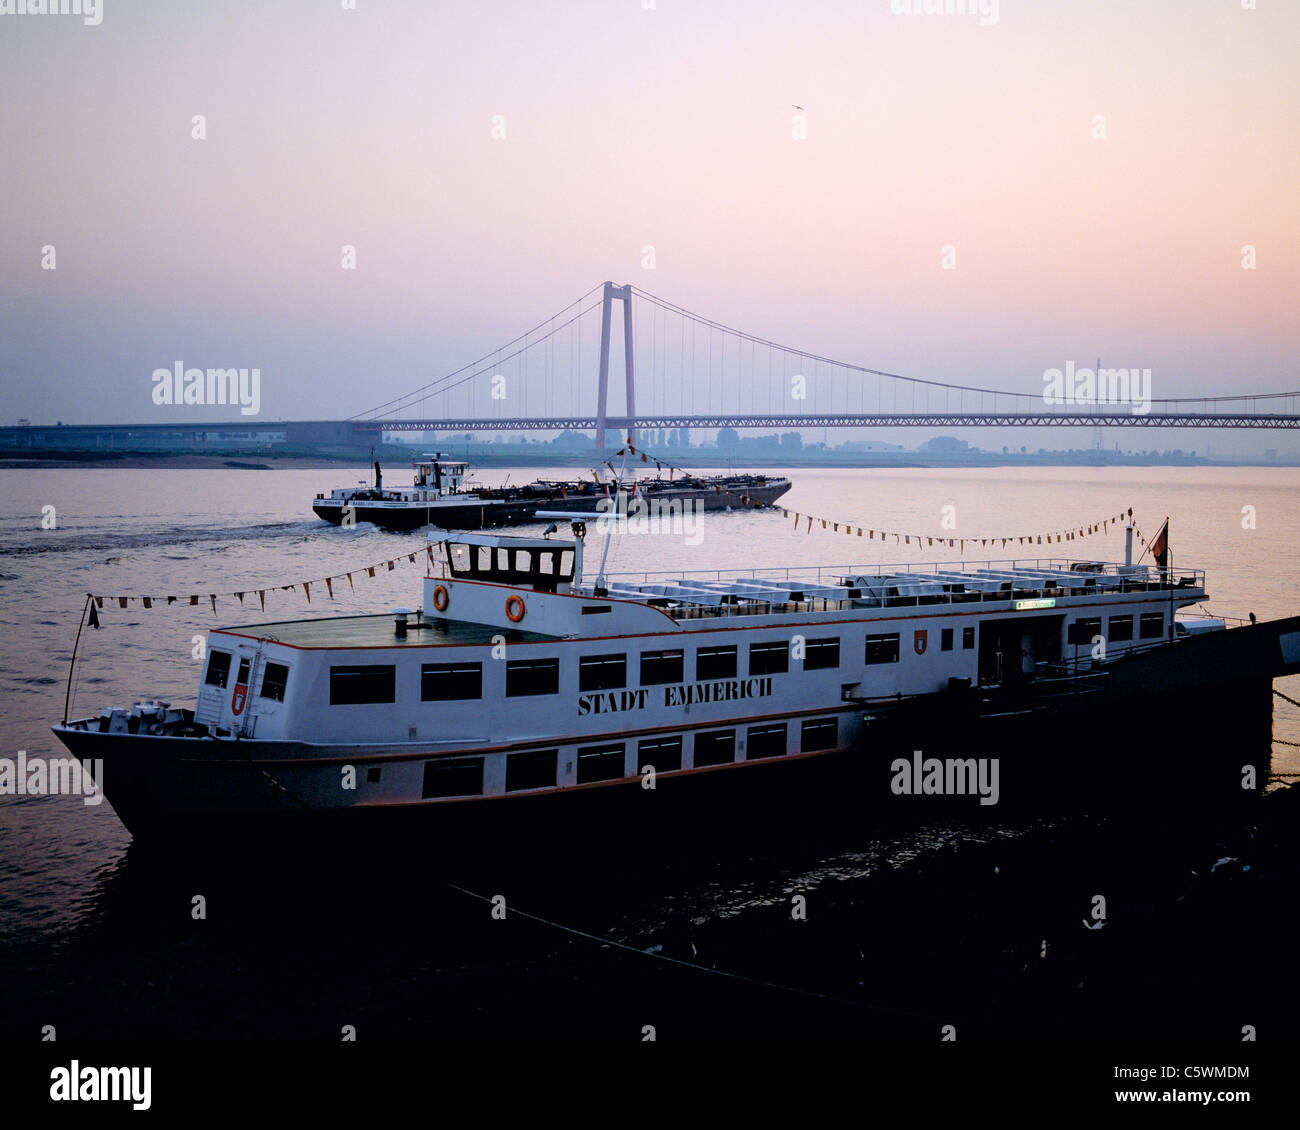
[1,463,1296,1038]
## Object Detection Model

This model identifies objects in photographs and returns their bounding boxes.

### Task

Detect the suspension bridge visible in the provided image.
[349,282,1300,448]
[5,282,1296,456]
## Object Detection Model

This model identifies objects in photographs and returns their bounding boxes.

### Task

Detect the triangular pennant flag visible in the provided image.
[259,590,266,611]
[94,596,103,609]
[209,595,217,614]
[142,597,152,609]
[326,577,334,599]
[88,601,100,629]
[190,595,199,606]
[236,592,245,604]
[303,581,311,602]
[118,597,128,609]
[408,553,416,564]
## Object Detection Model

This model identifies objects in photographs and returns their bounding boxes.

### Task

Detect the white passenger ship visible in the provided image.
[55,519,1300,841]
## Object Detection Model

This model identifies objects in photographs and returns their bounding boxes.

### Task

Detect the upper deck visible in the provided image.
[577,558,1204,621]
[215,613,558,649]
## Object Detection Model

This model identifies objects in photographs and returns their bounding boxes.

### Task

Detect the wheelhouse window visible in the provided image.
[579,654,626,691]
[803,637,840,670]
[205,649,232,688]
[800,717,839,753]
[506,749,558,792]
[638,735,683,774]
[749,641,789,676]
[1140,612,1164,639]
[864,633,900,665]
[693,729,736,767]
[746,723,787,760]
[259,661,290,702]
[506,657,559,697]
[330,665,396,705]
[696,645,737,681]
[422,757,483,799]
[640,649,684,686]
[577,743,625,784]
[1108,614,1134,642]
[421,662,482,701]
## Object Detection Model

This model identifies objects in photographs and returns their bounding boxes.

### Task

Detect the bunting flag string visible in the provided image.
[767,503,1139,555]
[617,440,1142,558]
[87,544,436,620]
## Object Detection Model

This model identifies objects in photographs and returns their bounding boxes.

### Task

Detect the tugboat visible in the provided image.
[311,455,792,531]
[52,519,1300,840]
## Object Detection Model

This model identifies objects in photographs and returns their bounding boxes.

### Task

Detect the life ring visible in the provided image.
[505,595,525,623]
[432,585,449,612]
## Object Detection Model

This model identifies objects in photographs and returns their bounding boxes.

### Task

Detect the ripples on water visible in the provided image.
[1,465,1297,1036]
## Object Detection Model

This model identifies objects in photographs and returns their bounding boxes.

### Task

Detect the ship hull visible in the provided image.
[312,480,793,531]
[52,642,1287,846]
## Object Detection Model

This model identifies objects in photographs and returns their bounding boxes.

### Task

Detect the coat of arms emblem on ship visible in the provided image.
[914,630,928,655]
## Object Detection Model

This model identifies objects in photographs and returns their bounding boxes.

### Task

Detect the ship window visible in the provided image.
[514,550,532,572]
[1140,612,1164,639]
[803,637,840,670]
[579,653,626,691]
[330,665,396,705]
[749,641,789,676]
[505,657,560,697]
[640,649,684,686]
[800,717,839,752]
[259,661,290,702]
[1067,618,1103,646]
[367,767,381,784]
[693,729,736,767]
[638,735,682,774]
[478,546,493,571]
[1108,614,1134,642]
[422,757,483,798]
[864,633,900,665]
[421,662,482,701]
[962,627,975,649]
[497,548,510,571]
[746,723,787,760]
[941,628,954,652]
[539,552,555,575]
[204,649,232,688]
[506,749,557,791]
[696,645,737,681]
[577,743,625,784]
[559,550,574,578]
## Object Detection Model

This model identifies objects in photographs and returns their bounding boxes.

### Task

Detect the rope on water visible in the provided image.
[443,880,936,1023]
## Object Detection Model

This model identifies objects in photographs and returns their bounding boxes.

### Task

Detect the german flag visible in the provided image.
[1149,518,1169,571]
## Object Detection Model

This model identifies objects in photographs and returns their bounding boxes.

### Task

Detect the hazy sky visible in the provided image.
[1,1,1296,451]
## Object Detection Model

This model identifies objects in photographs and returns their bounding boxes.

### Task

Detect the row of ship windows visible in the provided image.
[417,717,841,798]
[1066,613,1164,644]
[332,635,908,705]
[203,613,1162,705]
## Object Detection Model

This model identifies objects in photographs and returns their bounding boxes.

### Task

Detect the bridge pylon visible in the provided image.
[595,281,634,451]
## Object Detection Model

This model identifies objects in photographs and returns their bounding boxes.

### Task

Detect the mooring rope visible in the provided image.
[443,880,936,1024]
[1273,688,1300,710]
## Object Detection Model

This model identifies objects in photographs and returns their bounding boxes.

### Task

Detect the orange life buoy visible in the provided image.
[505,595,525,623]
[432,585,449,612]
